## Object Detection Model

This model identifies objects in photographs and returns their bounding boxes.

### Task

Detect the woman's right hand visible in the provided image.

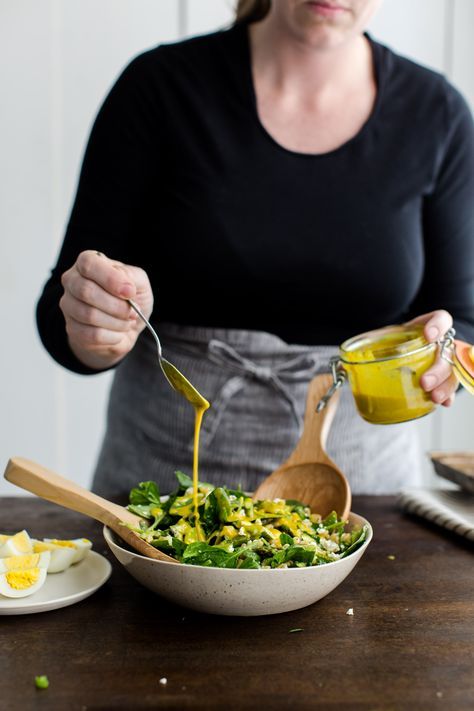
[59,250,153,370]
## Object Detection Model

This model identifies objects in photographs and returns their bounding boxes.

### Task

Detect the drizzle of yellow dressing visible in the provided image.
[6,568,40,590]
[192,402,210,541]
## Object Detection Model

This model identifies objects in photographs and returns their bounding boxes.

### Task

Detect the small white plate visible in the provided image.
[0,551,112,615]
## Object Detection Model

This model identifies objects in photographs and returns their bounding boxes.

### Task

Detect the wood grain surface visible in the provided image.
[0,496,472,711]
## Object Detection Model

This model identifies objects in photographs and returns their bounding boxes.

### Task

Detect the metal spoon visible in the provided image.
[128,299,209,410]
[254,374,351,520]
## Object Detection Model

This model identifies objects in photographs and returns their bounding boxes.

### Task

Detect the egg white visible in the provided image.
[32,541,76,573]
[0,530,33,558]
[44,537,93,564]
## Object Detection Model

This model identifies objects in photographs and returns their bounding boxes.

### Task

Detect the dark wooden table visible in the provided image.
[1,496,472,711]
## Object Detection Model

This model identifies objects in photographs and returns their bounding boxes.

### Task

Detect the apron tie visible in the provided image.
[199,339,322,448]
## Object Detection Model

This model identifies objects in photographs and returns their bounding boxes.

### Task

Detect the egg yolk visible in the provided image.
[46,539,76,548]
[6,568,41,590]
[3,554,40,570]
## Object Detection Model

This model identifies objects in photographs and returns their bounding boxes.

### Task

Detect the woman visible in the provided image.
[36,0,474,502]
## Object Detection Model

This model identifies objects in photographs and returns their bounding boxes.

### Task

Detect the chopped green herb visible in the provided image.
[387,554,396,560]
[289,628,304,633]
[35,676,49,690]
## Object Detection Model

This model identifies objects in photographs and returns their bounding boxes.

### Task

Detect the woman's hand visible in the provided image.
[60,250,153,370]
[405,309,457,407]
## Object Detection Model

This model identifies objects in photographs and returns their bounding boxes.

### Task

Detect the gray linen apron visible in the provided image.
[92,324,423,503]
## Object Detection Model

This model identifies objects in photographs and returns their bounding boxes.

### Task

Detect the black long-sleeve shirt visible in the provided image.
[37,23,474,374]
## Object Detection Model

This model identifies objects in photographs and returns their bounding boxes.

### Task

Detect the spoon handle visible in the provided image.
[5,457,179,563]
[284,373,341,468]
[4,457,139,527]
[127,299,162,358]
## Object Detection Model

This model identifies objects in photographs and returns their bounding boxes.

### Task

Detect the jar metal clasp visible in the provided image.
[316,356,346,413]
[439,327,456,365]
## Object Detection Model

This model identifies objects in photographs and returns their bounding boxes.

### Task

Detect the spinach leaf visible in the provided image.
[270,545,315,567]
[322,511,339,527]
[280,533,294,547]
[127,503,155,520]
[175,470,193,493]
[323,520,346,534]
[341,525,368,558]
[170,537,187,559]
[214,487,232,523]
[222,549,245,569]
[152,535,186,559]
[200,490,220,534]
[238,551,261,569]
[175,470,213,494]
[182,542,231,567]
[224,485,245,498]
[129,481,161,506]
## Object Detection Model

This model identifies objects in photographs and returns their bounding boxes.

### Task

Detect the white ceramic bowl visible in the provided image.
[103,512,372,616]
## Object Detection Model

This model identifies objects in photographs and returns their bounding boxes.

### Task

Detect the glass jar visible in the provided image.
[318,324,474,425]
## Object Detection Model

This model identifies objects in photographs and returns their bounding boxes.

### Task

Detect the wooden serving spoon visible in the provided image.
[3,457,179,564]
[254,373,351,520]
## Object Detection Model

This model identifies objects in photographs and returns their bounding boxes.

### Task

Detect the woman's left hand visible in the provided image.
[405,309,457,407]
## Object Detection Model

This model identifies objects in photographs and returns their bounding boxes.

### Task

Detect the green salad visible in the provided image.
[125,472,368,569]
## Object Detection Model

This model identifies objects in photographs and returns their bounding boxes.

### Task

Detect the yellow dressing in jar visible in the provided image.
[339,325,437,424]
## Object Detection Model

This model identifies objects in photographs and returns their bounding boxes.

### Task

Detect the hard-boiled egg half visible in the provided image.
[31,540,77,573]
[0,567,48,598]
[0,552,50,598]
[43,538,92,564]
[0,531,94,597]
[0,530,33,558]
[0,551,51,574]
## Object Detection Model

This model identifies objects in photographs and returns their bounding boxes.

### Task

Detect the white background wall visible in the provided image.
[1,0,473,496]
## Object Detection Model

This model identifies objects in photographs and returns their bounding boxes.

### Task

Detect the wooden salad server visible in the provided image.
[4,457,179,564]
[254,373,351,520]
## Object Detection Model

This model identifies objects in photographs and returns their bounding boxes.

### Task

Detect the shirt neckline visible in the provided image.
[235,23,384,159]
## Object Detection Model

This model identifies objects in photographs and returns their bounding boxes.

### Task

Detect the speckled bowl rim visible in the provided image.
[103,511,373,572]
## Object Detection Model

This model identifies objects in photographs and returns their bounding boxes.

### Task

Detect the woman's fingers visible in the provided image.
[406,309,457,406]
[441,393,456,408]
[65,317,125,347]
[433,372,458,406]
[75,250,136,299]
[406,309,453,342]
[59,250,154,370]
[420,358,458,405]
[420,357,452,391]
[62,269,135,321]
[59,291,135,332]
